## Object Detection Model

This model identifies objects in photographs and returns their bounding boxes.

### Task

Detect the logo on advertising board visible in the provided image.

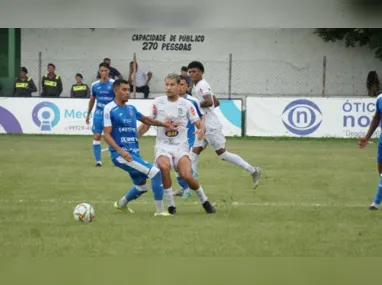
[281,99,322,136]
[0,106,23,134]
[32,102,61,132]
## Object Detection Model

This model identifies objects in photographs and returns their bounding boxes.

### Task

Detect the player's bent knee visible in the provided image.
[135,184,149,192]
[156,159,171,172]
[148,166,160,179]
[93,134,102,141]
[179,171,192,181]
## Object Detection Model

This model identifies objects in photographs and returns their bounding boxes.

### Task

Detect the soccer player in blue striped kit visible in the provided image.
[86,62,115,166]
[103,79,179,216]
[360,93,382,210]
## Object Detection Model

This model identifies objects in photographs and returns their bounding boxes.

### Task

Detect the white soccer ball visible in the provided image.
[73,203,95,223]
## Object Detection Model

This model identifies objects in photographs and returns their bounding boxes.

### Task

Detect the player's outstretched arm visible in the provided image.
[360,112,381,148]
[139,115,180,129]
[138,123,150,137]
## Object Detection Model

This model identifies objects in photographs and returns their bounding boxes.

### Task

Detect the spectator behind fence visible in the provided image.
[367,70,380,97]
[71,73,90,98]
[128,61,152,99]
[96,58,122,80]
[13,67,37,97]
[41,63,63,97]
[181,66,193,95]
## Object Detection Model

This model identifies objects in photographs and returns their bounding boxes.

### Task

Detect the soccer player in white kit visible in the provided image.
[138,73,216,215]
[187,61,262,188]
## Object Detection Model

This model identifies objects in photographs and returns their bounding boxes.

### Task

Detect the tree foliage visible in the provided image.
[314,28,382,61]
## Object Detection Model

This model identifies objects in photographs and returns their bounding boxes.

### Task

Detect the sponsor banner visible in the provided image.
[246,97,380,138]
[0,98,242,136]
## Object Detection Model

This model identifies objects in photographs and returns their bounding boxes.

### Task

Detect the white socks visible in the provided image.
[191,152,199,173]
[118,196,128,207]
[154,200,165,213]
[219,151,255,174]
[164,188,176,207]
[195,186,208,203]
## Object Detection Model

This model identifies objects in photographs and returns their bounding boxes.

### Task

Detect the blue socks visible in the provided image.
[176,177,189,190]
[118,185,147,208]
[93,140,101,162]
[373,174,382,205]
[151,172,164,201]
[125,186,145,202]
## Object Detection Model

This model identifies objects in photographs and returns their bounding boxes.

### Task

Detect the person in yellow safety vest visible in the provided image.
[41,63,63,97]
[13,67,37,97]
[71,73,90,98]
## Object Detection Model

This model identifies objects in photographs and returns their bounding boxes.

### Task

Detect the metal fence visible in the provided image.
[19,52,380,98]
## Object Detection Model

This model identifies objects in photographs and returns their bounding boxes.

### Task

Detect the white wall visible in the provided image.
[21,28,382,97]
[5,0,381,29]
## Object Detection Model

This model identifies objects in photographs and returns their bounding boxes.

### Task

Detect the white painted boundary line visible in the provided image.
[5,148,110,152]
[0,199,368,208]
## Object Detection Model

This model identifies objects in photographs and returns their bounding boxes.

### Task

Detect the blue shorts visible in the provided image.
[111,152,154,185]
[377,142,382,164]
[92,114,103,134]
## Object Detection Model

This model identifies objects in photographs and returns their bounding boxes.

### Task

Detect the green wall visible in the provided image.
[0,28,21,97]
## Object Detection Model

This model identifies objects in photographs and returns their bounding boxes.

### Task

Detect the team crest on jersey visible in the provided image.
[127,107,133,117]
[164,119,178,137]
[178,108,183,116]
[107,84,112,90]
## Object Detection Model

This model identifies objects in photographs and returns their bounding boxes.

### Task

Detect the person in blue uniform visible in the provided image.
[86,62,115,166]
[103,79,179,216]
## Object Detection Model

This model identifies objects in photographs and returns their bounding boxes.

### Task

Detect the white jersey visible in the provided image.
[151,96,199,148]
[193,78,222,131]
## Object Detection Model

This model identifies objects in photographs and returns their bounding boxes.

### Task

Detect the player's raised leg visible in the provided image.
[210,130,262,188]
[217,147,262,189]
[112,154,169,216]
[114,182,148,214]
[156,155,177,214]
[177,155,216,214]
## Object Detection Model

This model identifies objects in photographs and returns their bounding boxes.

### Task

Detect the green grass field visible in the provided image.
[1,134,382,258]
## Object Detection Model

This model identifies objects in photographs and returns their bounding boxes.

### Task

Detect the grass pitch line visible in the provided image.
[0,199,368,209]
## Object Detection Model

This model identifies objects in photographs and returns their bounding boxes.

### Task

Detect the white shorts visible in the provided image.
[154,144,191,169]
[193,129,226,151]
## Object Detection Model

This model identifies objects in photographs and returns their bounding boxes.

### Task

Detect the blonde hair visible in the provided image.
[165,73,180,84]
